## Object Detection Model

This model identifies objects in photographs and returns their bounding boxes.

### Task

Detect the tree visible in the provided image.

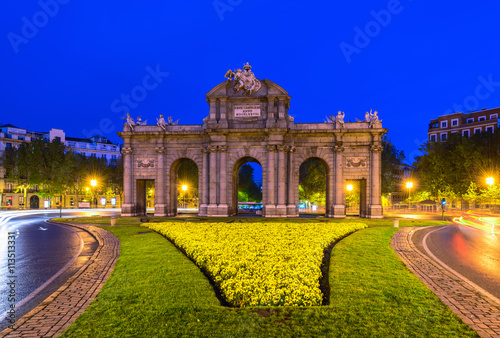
[238,164,262,202]
[381,137,405,194]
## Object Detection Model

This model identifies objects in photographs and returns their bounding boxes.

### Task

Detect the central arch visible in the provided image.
[231,156,262,216]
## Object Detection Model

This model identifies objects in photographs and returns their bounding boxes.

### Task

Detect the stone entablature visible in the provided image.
[119,64,386,218]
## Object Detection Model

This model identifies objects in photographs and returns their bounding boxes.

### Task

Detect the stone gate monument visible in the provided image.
[119,63,387,218]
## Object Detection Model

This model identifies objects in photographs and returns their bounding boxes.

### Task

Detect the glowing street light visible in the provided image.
[346,184,353,212]
[406,181,414,209]
[182,184,188,209]
[486,177,494,187]
[90,179,97,208]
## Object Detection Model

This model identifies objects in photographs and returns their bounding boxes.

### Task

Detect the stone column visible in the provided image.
[286,146,297,217]
[154,146,167,216]
[199,146,209,216]
[207,145,218,216]
[368,144,384,218]
[276,145,287,216]
[218,145,229,215]
[332,144,346,218]
[121,146,135,216]
[218,98,228,128]
[265,145,276,216]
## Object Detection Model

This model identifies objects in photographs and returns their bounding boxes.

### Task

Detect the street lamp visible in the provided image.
[91,179,97,209]
[182,184,188,209]
[346,184,353,213]
[486,177,494,210]
[406,181,413,210]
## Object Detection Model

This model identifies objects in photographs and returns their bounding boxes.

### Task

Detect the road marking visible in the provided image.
[0,214,85,320]
[422,225,500,306]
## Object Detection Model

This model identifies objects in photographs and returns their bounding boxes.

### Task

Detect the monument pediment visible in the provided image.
[204,63,292,129]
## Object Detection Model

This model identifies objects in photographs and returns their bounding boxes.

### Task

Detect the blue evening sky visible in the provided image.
[2,1,500,164]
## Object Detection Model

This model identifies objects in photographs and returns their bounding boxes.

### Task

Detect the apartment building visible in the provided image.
[428,108,499,142]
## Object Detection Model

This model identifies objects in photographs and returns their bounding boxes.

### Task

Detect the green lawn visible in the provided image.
[58,218,477,337]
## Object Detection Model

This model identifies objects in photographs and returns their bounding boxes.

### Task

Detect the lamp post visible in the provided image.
[406,181,413,210]
[486,177,494,211]
[91,179,97,209]
[182,184,188,209]
[346,184,353,213]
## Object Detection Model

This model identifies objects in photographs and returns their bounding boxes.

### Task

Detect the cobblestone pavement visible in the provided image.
[392,227,500,338]
[1,223,120,337]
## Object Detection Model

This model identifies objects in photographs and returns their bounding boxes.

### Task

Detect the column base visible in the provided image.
[286,205,298,217]
[154,204,168,217]
[367,205,383,219]
[330,205,346,218]
[199,204,208,216]
[217,204,229,216]
[121,203,136,217]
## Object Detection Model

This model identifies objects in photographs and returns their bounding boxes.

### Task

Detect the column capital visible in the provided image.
[276,145,285,152]
[334,145,345,153]
[266,145,277,152]
[218,145,228,152]
[122,147,133,155]
[206,145,218,153]
[155,146,166,154]
[284,145,295,153]
[370,144,383,153]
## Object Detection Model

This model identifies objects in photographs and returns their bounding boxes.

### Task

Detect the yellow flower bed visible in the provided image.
[143,222,366,307]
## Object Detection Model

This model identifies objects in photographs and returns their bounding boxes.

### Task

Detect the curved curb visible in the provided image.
[392,227,500,338]
[1,222,120,337]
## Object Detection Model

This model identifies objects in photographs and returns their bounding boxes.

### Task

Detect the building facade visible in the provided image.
[0,124,122,209]
[120,64,387,218]
[428,108,499,141]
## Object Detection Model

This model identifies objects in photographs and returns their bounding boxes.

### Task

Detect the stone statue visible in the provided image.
[167,116,179,125]
[157,114,168,131]
[369,110,382,127]
[225,62,262,95]
[364,111,370,122]
[336,111,345,127]
[123,113,136,130]
[136,116,147,125]
[324,115,336,123]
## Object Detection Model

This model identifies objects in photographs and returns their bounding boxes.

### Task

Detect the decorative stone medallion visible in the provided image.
[346,157,367,168]
[136,158,155,168]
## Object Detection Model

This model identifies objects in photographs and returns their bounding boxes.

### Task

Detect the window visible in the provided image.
[441,133,447,141]
[19,196,24,206]
[440,121,447,128]
[101,154,107,159]
[55,136,61,142]
[451,119,459,127]
[474,128,481,134]
[430,134,437,142]
[6,143,12,149]
[463,130,469,137]
[478,116,486,122]
[91,153,97,158]
[486,126,494,133]
[467,118,474,123]
[490,114,498,120]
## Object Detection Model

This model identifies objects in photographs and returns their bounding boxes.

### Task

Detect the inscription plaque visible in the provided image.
[234,105,261,117]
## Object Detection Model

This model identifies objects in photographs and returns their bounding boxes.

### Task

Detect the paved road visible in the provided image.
[0,209,119,331]
[413,222,500,300]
